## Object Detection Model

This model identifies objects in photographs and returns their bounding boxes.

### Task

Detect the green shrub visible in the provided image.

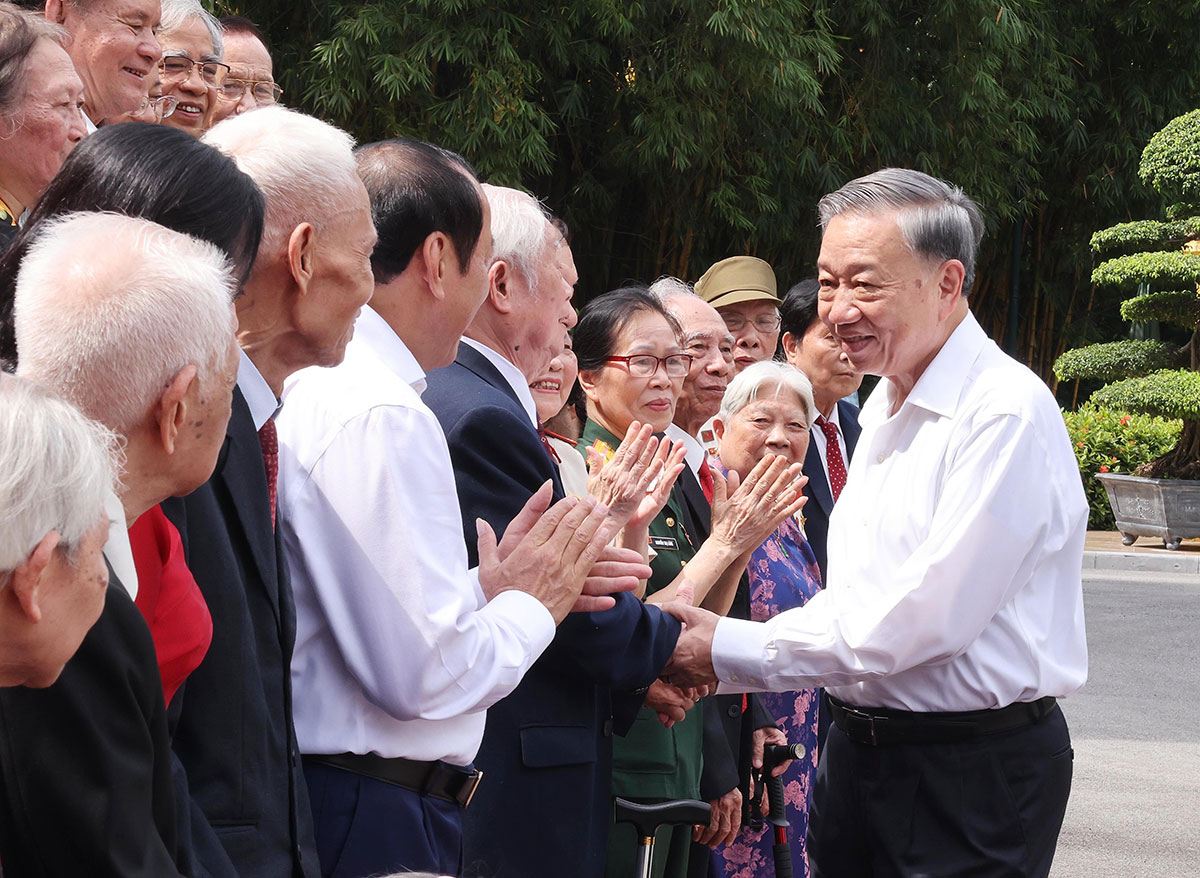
[1091,250,1200,291]
[1090,217,1200,256]
[1062,404,1182,529]
[1091,369,1200,420]
[1140,108,1200,202]
[1119,289,1200,328]
[1052,339,1185,382]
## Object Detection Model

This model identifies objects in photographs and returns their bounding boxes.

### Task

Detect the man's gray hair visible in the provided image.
[205,106,358,257]
[647,276,697,305]
[482,184,554,294]
[0,374,118,583]
[159,0,223,58]
[817,168,986,294]
[719,360,815,428]
[15,212,237,435]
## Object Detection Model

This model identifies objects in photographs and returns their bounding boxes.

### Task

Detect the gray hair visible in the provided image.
[159,0,223,58]
[14,212,237,435]
[817,168,985,294]
[482,184,554,294]
[719,360,815,428]
[647,276,697,304]
[205,106,359,257]
[0,5,68,119]
[0,374,118,583]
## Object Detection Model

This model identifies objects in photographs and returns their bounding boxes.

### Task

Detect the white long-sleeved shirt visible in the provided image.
[713,312,1088,711]
[276,306,555,764]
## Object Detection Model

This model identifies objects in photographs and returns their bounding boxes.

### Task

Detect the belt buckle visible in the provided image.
[843,706,880,746]
[458,769,483,809]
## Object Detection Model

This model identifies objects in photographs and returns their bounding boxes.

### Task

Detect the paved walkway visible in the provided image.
[1084,530,1200,573]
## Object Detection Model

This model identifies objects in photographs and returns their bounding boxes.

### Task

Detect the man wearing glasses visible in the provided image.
[695,255,782,375]
[213,16,280,123]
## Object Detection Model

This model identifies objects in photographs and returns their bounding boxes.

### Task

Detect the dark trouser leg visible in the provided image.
[807,721,872,878]
[811,706,1073,878]
[302,758,464,878]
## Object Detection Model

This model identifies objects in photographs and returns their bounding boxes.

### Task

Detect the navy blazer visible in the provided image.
[0,574,183,877]
[423,343,682,878]
[161,389,319,878]
[803,399,861,583]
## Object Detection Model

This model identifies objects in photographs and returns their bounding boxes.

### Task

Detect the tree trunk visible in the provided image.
[1136,418,1200,479]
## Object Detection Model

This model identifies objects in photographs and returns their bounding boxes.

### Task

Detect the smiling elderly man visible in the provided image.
[45,0,162,127]
[664,168,1088,878]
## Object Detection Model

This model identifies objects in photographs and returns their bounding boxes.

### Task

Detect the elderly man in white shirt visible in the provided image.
[663,168,1087,878]
[276,137,648,878]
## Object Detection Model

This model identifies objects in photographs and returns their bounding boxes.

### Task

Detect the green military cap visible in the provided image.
[694,256,780,309]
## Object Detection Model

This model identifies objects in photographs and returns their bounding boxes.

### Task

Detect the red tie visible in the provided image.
[816,415,846,501]
[698,457,715,504]
[259,418,278,527]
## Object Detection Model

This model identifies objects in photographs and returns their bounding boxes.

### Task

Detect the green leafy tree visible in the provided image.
[1054,109,1200,479]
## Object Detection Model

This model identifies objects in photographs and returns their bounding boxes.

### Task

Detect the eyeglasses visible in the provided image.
[605,354,693,378]
[722,311,782,333]
[161,55,231,88]
[130,94,179,121]
[217,78,284,105]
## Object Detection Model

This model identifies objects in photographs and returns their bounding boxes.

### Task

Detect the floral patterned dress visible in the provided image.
[710,491,823,878]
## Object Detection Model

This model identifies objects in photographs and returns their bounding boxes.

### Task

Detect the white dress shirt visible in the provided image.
[811,403,850,477]
[276,307,556,764]
[237,349,278,430]
[103,489,138,599]
[712,312,1088,712]
[666,424,708,478]
[460,336,538,428]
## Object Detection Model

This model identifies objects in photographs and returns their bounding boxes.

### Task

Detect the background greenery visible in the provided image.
[211,0,1200,396]
[1062,405,1181,529]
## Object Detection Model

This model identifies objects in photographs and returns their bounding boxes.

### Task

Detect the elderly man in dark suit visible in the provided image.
[423,186,682,878]
[0,212,240,876]
[161,106,376,878]
[779,279,862,583]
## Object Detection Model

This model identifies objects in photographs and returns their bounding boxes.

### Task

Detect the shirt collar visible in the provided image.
[237,349,280,431]
[84,113,98,135]
[461,337,538,428]
[666,423,708,476]
[354,305,427,395]
[867,311,988,426]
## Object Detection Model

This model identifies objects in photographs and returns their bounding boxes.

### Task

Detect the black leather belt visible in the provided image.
[308,752,483,807]
[829,695,1059,746]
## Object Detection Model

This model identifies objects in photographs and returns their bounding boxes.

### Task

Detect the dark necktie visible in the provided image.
[697,457,715,504]
[259,417,278,527]
[816,415,846,501]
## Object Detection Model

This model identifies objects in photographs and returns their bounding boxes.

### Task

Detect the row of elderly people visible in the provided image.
[0,0,278,251]
[0,105,677,878]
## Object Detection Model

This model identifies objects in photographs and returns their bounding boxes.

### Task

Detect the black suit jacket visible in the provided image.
[423,343,682,878]
[161,389,319,878]
[0,573,183,877]
[803,399,861,582]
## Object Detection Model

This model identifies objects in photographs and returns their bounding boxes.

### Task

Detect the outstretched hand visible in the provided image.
[659,599,719,690]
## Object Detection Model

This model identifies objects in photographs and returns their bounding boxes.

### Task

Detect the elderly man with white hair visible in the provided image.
[0,374,116,688]
[423,189,683,878]
[0,211,239,877]
[161,105,375,878]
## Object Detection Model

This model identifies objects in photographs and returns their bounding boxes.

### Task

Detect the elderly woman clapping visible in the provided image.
[709,360,825,878]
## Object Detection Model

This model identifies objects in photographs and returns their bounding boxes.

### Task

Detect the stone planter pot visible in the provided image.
[1096,472,1200,550]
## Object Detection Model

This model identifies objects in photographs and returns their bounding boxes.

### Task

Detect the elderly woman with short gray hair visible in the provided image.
[0,3,85,243]
[709,359,824,878]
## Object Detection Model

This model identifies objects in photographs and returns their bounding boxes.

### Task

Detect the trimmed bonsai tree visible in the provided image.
[1054,108,1200,479]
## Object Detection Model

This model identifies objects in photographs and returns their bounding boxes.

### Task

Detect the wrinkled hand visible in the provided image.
[585,422,685,531]
[644,680,699,728]
[694,786,742,848]
[753,725,790,778]
[659,600,719,689]
[578,544,652,613]
[477,486,625,623]
[710,455,808,556]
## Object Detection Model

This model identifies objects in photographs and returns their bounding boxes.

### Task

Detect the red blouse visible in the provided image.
[128,505,213,705]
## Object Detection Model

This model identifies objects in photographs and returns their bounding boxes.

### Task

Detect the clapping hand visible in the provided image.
[585,421,687,532]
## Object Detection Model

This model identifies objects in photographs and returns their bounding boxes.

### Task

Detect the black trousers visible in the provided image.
[808,704,1073,878]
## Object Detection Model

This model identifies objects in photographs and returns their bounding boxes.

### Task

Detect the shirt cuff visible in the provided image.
[713,616,771,692]
[482,589,556,655]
